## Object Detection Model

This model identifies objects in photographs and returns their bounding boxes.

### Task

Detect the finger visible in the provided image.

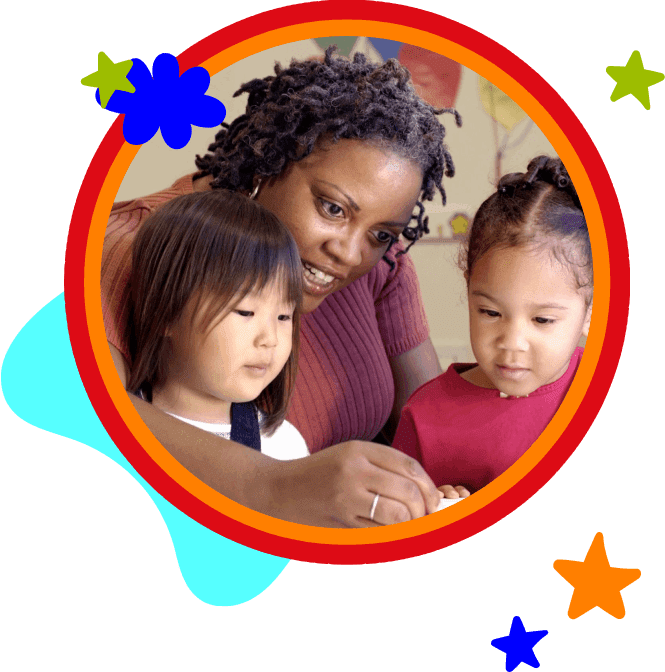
[439,485,461,499]
[355,518,382,527]
[366,444,440,514]
[355,492,411,527]
[363,465,427,520]
[455,486,471,498]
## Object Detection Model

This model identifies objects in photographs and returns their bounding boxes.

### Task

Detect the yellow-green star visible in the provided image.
[81,52,135,109]
[450,213,469,236]
[606,51,664,110]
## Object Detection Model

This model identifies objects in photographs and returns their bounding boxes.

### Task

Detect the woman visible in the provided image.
[103,47,461,527]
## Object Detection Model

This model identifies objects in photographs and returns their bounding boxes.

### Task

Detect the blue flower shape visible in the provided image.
[97,53,226,149]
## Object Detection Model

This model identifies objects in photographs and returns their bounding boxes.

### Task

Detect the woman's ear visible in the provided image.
[582,299,593,337]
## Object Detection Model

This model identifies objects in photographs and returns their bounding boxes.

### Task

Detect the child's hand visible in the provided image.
[438,485,471,499]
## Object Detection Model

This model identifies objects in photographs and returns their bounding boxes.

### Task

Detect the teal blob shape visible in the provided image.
[2,294,289,605]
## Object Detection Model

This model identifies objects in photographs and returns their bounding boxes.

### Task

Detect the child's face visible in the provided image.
[467,245,591,397]
[164,281,295,422]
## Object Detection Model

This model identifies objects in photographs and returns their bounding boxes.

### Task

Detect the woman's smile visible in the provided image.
[301,260,344,294]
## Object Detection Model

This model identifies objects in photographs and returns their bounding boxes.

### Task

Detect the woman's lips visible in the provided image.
[496,365,530,381]
[302,261,341,296]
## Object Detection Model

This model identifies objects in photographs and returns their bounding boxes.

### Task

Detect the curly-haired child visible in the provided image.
[393,156,592,497]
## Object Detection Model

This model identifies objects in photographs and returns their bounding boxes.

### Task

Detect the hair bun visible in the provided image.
[498,184,516,197]
[496,171,523,197]
[524,155,580,206]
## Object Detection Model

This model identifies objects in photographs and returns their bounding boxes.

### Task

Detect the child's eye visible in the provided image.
[534,317,555,325]
[278,314,292,322]
[235,310,254,317]
[479,309,501,318]
[319,199,345,218]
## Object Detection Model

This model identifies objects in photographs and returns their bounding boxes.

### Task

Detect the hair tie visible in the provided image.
[498,184,516,197]
[556,175,570,190]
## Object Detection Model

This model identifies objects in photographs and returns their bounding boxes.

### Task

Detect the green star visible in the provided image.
[606,50,664,110]
[81,52,135,109]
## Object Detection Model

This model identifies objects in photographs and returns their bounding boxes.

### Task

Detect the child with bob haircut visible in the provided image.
[124,189,308,459]
[393,156,592,497]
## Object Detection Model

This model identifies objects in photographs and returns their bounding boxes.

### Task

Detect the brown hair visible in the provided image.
[460,156,593,305]
[124,189,302,435]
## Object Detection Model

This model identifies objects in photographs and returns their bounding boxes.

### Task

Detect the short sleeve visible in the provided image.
[392,406,423,463]
[373,244,430,358]
[101,201,152,359]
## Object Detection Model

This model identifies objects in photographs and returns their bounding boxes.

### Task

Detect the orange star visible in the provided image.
[554,533,641,619]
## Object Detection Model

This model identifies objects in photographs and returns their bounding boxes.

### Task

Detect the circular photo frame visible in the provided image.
[65,1,629,563]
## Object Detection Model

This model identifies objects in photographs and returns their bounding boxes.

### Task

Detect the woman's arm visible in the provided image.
[109,342,440,526]
[385,338,443,443]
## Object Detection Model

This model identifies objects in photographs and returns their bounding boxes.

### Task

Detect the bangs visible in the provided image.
[195,211,303,333]
[196,261,302,333]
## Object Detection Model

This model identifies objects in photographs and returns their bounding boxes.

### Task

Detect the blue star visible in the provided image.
[491,616,548,671]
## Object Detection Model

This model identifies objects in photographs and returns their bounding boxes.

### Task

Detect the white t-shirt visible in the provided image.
[166,411,309,461]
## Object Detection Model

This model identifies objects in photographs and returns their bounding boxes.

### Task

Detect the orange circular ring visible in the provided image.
[65,1,629,563]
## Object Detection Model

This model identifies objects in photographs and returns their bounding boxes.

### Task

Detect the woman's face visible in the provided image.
[256,139,424,313]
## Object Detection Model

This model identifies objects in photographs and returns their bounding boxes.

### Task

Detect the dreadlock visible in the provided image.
[194,45,461,266]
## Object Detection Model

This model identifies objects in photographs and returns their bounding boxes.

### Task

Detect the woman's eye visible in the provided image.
[278,314,292,322]
[373,230,396,245]
[534,317,555,325]
[319,199,344,218]
[235,310,253,317]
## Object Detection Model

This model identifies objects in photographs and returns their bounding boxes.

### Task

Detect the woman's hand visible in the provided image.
[267,441,441,527]
[438,484,471,499]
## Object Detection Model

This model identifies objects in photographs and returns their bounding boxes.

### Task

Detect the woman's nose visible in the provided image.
[325,229,364,269]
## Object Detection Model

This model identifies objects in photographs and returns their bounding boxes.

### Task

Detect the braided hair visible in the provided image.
[194,46,461,262]
[460,156,593,303]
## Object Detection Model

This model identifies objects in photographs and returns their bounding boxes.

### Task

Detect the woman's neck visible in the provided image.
[192,173,214,192]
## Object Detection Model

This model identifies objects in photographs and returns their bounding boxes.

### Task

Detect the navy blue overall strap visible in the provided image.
[230,402,261,452]
[136,388,261,452]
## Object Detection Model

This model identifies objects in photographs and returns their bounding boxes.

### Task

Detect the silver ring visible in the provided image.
[369,493,380,522]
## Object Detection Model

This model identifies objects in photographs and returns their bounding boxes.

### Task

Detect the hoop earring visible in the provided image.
[249,179,262,200]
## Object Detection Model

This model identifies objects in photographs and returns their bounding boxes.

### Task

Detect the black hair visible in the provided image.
[125,190,302,435]
[461,156,593,303]
[194,45,461,265]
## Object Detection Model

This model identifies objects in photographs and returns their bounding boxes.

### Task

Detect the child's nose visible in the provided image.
[256,320,278,348]
[498,322,528,351]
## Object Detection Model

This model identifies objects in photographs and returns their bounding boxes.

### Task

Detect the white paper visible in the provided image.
[436,496,466,511]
